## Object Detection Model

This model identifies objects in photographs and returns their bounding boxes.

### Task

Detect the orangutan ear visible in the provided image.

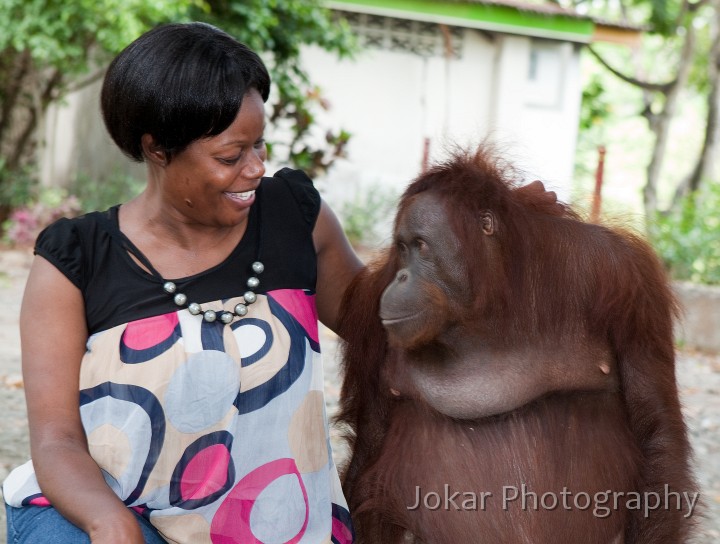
[481,211,495,236]
[141,134,168,166]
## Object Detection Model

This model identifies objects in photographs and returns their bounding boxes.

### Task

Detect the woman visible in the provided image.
[3,22,361,543]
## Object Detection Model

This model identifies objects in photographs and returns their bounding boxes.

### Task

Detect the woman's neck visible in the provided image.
[117,192,248,278]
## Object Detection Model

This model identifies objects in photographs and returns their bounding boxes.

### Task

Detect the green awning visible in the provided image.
[327,0,596,43]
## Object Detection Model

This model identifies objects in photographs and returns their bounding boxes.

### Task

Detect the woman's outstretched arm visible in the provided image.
[21,256,145,543]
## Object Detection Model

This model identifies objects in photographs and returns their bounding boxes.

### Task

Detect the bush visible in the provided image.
[2,188,81,247]
[650,182,720,285]
[70,171,144,213]
[340,185,398,249]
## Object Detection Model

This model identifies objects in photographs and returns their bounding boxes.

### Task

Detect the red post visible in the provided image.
[590,145,606,223]
[421,137,430,173]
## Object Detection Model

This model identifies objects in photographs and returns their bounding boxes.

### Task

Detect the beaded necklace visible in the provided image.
[113,198,263,325]
[161,260,263,324]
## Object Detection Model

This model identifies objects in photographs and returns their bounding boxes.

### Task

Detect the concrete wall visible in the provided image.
[40,78,145,189]
[674,282,720,354]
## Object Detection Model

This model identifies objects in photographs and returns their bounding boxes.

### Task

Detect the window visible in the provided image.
[526,40,565,108]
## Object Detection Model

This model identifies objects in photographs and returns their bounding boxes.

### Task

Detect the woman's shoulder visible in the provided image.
[34,206,119,290]
[37,206,117,242]
[263,168,320,228]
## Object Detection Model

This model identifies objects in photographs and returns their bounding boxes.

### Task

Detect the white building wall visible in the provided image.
[484,37,581,200]
[294,28,500,208]
[297,28,580,210]
[290,44,427,205]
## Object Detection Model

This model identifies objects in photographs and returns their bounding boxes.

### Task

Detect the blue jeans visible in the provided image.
[5,504,167,543]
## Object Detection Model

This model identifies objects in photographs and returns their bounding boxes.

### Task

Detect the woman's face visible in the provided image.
[159,89,267,228]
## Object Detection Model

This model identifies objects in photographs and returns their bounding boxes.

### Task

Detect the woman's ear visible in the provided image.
[141,134,168,165]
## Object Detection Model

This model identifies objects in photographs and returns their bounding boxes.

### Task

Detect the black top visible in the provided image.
[34,168,321,335]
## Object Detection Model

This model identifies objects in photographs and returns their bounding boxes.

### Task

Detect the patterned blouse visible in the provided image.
[2,169,355,544]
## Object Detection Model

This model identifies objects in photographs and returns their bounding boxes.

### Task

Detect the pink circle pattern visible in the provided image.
[210,458,309,543]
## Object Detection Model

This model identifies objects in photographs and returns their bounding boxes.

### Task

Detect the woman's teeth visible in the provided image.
[225,190,255,201]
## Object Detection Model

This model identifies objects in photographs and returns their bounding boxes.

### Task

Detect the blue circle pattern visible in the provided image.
[79,382,166,505]
[232,295,320,415]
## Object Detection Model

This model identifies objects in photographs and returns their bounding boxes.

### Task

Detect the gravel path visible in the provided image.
[0,249,717,542]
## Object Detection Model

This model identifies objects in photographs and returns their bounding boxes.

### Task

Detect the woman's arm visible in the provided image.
[312,200,364,334]
[21,256,144,543]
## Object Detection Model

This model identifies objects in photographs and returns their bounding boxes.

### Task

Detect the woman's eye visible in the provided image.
[254,138,266,149]
[218,156,241,165]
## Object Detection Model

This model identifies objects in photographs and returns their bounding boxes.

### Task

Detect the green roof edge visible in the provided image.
[327,0,595,43]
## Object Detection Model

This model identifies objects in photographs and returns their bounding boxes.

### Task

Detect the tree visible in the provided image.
[566,0,715,217]
[670,0,720,206]
[0,0,355,215]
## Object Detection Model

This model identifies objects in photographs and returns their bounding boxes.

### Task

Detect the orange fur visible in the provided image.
[337,148,698,543]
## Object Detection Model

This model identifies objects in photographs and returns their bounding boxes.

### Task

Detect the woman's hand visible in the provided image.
[87,511,145,543]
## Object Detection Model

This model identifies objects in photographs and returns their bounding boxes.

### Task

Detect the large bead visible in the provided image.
[174,293,188,306]
[243,291,257,304]
[188,303,201,315]
[247,277,260,289]
[220,312,234,324]
[252,261,264,274]
[203,310,217,323]
[163,281,177,294]
[234,303,248,316]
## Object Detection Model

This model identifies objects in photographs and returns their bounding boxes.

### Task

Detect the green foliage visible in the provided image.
[650,181,720,285]
[686,7,715,95]
[0,159,36,209]
[568,0,684,36]
[340,185,398,248]
[579,74,612,132]
[195,0,354,62]
[632,0,682,35]
[69,171,144,213]
[0,0,194,75]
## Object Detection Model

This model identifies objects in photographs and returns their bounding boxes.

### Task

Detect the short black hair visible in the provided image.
[101,22,271,162]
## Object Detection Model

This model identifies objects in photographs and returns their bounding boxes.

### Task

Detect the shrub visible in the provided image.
[2,188,82,247]
[70,171,144,213]
[340,185,398,249]
[650,182,720,285]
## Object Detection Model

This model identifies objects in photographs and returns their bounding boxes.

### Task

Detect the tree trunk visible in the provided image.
[670,0,720,209]
[643,3,699,217]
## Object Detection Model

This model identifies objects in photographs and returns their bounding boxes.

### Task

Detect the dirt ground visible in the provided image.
[0,249,718,542]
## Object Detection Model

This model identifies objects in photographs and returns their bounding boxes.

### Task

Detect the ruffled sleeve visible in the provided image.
[272,168,321,228]
[34,217,85,290]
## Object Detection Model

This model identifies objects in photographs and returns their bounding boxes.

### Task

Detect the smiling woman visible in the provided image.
[2,22,362,544]
[135,88,267,234]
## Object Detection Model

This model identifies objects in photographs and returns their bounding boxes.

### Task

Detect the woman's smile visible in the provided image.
[223,188,256,208]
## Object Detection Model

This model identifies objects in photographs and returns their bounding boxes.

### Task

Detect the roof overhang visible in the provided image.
[327,0,641,46]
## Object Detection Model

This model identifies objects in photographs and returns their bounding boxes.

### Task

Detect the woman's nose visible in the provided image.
[243,149,266,179]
